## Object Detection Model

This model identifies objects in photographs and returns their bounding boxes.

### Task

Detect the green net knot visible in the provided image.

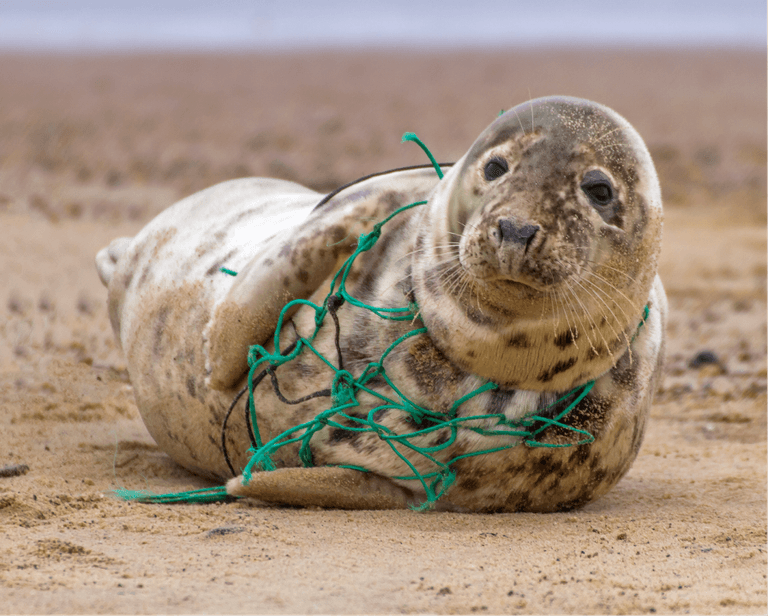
[356,227,381,253]
[331,370,358,406]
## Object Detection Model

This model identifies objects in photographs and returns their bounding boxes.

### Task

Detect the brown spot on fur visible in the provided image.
[568,445,590,465]
[329,428,357,443]
[555,495,591,512]
[611,349,639,389]
[531,452,564,477]
[589,344,608,360]
[487,388,517,415]
[431,430,450,447]
[506,332,530,348]
[186,376,196,398]
[538,357,577,383]
[327,225,347,245]
[152,306,170,356]
[554,329,578,349]
[404,337,464,398]
[138,262,152,288]
[206,248,237,276]
[464,305,494,325]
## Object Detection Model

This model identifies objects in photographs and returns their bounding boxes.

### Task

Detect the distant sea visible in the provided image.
[0,0,764,51]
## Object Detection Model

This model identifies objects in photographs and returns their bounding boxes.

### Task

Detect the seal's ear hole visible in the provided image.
[484,156,509,181]
[581,170,614,206]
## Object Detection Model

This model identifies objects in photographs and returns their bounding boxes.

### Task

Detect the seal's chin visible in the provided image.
[462,262,559,295]
[494,275,551,293]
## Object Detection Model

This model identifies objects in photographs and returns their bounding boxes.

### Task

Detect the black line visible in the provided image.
[311,163,454,211]
[268,368,331,405]
[327,294,345,371]
[221,385,247,477]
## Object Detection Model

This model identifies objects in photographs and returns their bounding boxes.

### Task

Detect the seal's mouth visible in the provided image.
[458,256,553,295]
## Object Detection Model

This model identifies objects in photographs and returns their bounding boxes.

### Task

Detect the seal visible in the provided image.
[96,96,667,512]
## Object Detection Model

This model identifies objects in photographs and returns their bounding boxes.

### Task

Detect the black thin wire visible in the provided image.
[221,385,247,477]
[267,368,331,404]
[224,293,350,476]
[327,294,345,371]
[311,163,454,212]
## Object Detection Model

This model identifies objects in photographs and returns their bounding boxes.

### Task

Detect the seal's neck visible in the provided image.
[408,213,647,391]
[412,277,643,391]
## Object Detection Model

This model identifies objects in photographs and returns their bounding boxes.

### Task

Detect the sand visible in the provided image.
[0,49,765,614]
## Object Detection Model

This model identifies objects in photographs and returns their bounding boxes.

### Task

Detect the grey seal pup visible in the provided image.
[96,96,666,512]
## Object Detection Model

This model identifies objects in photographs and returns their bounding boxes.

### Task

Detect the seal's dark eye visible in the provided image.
[484,156,508,181]
[584,183,612,204]
[581,170,614,206]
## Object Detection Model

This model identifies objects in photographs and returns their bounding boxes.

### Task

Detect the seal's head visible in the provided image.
[412,96,663,391]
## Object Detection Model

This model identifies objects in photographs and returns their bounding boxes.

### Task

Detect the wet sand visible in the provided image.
[0,49,765,614]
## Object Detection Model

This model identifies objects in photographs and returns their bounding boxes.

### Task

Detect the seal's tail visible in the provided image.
[95,236,133,286]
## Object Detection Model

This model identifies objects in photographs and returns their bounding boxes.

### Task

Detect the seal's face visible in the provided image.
[457,97,657,298]
[413,96,662,390]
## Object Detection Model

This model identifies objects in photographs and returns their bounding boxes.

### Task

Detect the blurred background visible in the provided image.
[0,0,764,212]
[0,0,765,51]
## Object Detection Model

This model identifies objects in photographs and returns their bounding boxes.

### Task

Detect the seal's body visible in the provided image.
[97,97,667,512]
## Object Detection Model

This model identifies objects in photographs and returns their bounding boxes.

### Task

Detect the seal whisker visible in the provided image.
[584,260,639,284]
[513,108,527,137]
[579,275,641,364]
[553,285,580,351]
[431,259,465,294]
[449,269,475,303]
[562,281,602,359]
[401,243,459,266]
[543,288,555,341]
[584,270,643,313]
[439,268,466,297]
[455,271,472,307]
[580,275,636,327]
[528,88,535,131]
[570,278,628,361]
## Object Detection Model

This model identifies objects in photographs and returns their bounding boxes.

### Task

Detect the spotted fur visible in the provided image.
[96,96,666,512]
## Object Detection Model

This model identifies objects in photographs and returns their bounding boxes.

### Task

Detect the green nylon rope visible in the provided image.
[114,131,648,510]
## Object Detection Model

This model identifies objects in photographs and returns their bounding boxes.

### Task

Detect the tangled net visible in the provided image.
[115,133,647,509]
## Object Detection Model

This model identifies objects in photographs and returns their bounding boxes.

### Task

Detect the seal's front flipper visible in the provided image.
[204,167,443,391]
[226,467,417,510]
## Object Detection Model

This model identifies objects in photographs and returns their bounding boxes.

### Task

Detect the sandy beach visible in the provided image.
[0,48,765,614]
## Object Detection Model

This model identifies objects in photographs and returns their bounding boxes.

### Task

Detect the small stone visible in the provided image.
[0,463,30,478]
[689,350,724,371]
[205,526,246,538]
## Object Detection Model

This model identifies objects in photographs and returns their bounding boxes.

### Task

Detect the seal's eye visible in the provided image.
[581,170,614,206]
[484,156,509,181]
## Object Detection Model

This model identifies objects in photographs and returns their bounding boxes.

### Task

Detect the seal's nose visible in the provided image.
[498,219,539,249]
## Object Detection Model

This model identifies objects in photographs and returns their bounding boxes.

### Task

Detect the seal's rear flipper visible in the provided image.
[226,467,417,510]
[95,236,133,286]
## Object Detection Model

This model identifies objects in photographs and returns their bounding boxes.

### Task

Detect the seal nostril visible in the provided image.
[498,219,539,247]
